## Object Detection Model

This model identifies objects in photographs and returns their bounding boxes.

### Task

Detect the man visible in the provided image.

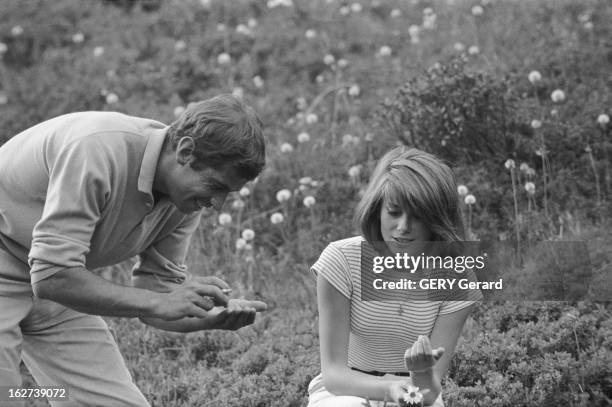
[0,94,267,405]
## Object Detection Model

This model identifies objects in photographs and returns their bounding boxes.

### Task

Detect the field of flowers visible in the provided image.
[1,0,611,405]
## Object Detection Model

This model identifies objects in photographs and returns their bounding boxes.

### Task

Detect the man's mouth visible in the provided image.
[195,198,212,209]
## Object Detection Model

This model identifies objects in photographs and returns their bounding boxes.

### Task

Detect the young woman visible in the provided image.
[307,147,482,407]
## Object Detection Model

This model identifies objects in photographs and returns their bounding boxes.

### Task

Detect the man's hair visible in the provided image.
[354,146,464,246]
[165,94,265,180]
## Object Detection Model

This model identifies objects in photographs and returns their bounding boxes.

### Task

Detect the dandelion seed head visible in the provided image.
[303,196,316,207]
[270,212,284,224]
[528,70,542,84]
[457,185,468,196]
[241,229,255,241]
[597,114,610,125]
[276,189,292,203]
[280,143,294,153]
[217,52,231,65]
[465,194,476,205]
[551,89,566,103]
[297,132,311,143]
[218,213,232,225]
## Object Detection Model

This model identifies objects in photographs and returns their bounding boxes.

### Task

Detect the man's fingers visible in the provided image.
[193,296,214,311]
[195,276,230,290]
[245,300,267,312]
[191,284,229,306]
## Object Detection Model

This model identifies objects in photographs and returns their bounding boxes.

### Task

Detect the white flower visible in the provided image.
[337,58,349,68]
[11,26,23,37]
[584,21,594,30]
[597,114,610,125]
[379,45,392,57]
[531,119,542,129]
[217,52,231,65]
[173,106,185,118]
[423,14,437,30]
[472,5,484,16]
[217,23,226,32]
[350,3,362,13]
[464,194,476,205]
[93,46,104,57]
[299,176,313,185]
[339,6,350,15]
[504,159,516,169]
[453,42,465,52]
[310,180,320,187]
[306,113,318,124]
[235,238,247,250]
[72,32,85,44]
[232,87,244,99]
[247,18,258,28]
[468,45,480,55]
[200,0,211,7]
[0,92,7,105]
[239,187,250,197]
[550,108,559,117]
[105,93,119,104]
[390,8,402,18]
[298,185,308,193]
[323,54,335,65]
[524,182,535,195]
[174,40,187,51]
[280,142,294,153]
[423,7,434,15]
[305,29,317,39]
[303,196,316,207]
[297,132,311,143]
[528,70,542,84]
[253,75,264,89]
[315,74,324,83]
[0,42,7,54]
[402,385,424,404]
[348,84,360,97]
[232,199,246,210]
[241,228,255,241]
[270,212,284,224]
[342,134,359,147]
[551,89,565,103]
[218,213,232,225]
[236,24,251,36]
[457,185,468,196]
[408,25,420,37]
[519,163,530,172]
[348,165,361,178]
[276,189,292,203]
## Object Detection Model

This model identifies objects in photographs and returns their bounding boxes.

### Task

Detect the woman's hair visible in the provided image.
[355,146,464,246]
[165,94,265,180]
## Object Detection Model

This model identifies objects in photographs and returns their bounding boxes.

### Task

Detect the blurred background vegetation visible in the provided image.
[1,0,610,405]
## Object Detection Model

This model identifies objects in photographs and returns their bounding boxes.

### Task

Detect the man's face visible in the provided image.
[168,163,248,214]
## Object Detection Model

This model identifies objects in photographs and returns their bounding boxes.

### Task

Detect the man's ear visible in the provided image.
[175,136,195,165]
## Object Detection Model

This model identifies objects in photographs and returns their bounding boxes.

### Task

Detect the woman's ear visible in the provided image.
[175,136,195,165]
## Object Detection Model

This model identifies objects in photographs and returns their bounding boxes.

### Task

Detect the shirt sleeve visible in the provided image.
[131,212,201,292]
[29,137,111,284]
[311,242,353,299]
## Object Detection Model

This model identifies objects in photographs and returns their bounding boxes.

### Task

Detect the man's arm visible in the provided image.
[33,266,228,320]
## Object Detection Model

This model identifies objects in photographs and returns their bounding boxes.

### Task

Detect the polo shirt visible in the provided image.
[0,111,201,296]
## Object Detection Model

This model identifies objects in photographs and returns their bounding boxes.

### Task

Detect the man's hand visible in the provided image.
[404,335,444,373]
[204,299,268,330]
[151,276,230,320]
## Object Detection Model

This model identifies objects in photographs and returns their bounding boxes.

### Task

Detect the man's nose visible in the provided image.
[211,192,229,210]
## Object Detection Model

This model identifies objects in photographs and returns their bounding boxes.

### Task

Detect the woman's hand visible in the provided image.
[404,335,445,373]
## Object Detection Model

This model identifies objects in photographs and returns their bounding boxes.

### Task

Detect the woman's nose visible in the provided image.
[396,214,411,232]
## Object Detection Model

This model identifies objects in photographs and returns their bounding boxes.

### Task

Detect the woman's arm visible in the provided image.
[405,305,475,405]
[317,275,409,403]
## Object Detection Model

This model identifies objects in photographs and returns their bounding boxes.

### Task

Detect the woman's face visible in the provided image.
[380,197,433,253]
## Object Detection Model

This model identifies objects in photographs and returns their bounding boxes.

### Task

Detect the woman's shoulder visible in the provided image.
[328,235,364,250]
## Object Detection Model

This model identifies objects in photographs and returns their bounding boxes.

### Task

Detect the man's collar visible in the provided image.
[138,126,168,199]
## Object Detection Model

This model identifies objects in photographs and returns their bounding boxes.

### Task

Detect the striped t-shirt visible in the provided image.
[312,236,481,373]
